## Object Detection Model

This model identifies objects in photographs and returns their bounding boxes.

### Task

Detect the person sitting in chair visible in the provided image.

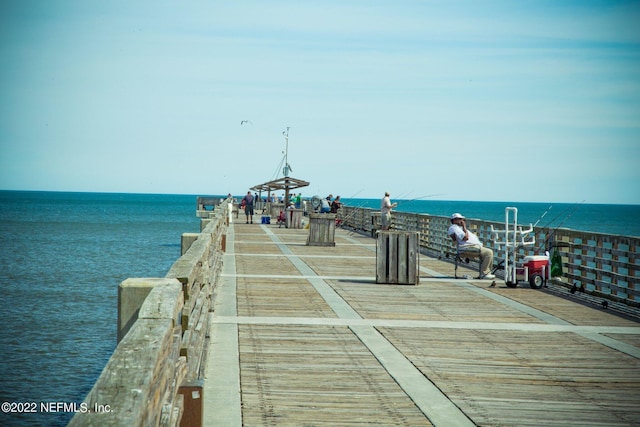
[448,213,495,279]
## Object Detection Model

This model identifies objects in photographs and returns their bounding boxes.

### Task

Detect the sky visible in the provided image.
[1,1,639,204]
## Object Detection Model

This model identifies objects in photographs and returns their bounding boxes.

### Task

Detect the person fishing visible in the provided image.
[320,195,332,213]
[448,213,495,280]
[380,192,397,230]
[330,196,342,213]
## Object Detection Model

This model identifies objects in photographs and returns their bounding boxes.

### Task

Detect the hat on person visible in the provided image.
[450,213,465,220]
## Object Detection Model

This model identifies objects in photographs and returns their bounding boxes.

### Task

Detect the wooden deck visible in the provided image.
[204,222,640,426]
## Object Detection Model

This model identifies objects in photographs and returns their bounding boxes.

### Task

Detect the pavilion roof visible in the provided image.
[250,176,310,193]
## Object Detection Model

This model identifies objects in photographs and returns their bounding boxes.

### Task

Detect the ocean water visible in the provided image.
[0,191,200,427]
[0,191,637,426]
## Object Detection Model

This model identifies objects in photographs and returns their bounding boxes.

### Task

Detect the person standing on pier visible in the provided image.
[380,192,397,230]
[448,213,495,279]
[330,195,342,213]
[242,191,255,224]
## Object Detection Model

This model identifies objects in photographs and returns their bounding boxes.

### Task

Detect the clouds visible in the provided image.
[0,1,638,203]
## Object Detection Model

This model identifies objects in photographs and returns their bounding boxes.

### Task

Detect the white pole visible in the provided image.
[283,126,290,177]
[505,207,518,284]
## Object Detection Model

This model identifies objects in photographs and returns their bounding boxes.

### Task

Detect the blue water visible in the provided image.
[0,191,638,426]
[0,191,200,427]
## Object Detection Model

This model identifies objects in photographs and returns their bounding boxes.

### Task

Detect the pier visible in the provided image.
[71,200,640,426]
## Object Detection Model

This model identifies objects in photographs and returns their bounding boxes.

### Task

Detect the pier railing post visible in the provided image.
[117,278,182,343]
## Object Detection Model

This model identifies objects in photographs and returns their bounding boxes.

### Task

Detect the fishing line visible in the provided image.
[271,153,286,181]
[533,204,553,228]
[395,191,413,201]
[538,201,581,232]
[542,200,585,250]
[395,193,446,211]
[338,189,373,227]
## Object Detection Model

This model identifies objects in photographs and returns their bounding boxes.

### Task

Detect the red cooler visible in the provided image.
[523,255,549,289]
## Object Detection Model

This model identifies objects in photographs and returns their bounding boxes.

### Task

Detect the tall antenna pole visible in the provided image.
[283,126,290,177]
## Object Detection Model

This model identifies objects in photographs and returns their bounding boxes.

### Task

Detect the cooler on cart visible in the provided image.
[515,255,550,289]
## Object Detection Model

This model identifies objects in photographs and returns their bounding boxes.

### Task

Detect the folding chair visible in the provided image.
[454,246,482,279]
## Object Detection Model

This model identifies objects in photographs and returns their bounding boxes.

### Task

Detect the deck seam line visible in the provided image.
[222,273,500,284]
[232,253,375,259]
[211,316,640,334]
[203,224,242,427]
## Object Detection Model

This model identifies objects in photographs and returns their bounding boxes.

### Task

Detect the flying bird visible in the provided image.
[240,120,252,125]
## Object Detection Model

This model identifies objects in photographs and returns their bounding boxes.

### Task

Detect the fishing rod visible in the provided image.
[334,188,366,214]
[487,204,553,274]
[337,189,408,233]
[347,188,365,200]
[340,191,443,220]
[338,191,445,234]
[336,189,374,227]
[395,193,446,209]
[514,200,585,254]
[395,190,413,200]
[533,204,553,228]
[488,200,585,274]
[540,200,585,251]
[536,200,582,235]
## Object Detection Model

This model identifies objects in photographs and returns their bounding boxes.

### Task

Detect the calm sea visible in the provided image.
[0,191,200,427]
[0,191,638,426]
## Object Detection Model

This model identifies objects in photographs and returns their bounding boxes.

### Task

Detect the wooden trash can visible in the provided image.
[376,231,420,285]
[270,203,285,218]
[286,208,303,229]
[307,213,336,246]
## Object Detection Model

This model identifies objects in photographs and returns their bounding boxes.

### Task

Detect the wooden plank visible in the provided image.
[220,225,640,426]
[376,231,386,283]
[399,233,408,284]
[389,232,398,283]
[408,232,418,284]
[238,324,432,426]
[380,327,640,426]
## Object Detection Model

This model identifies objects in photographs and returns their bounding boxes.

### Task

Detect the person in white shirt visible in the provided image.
[380,192,397,230]
[448,212,495,279]
[320,195,331,213]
